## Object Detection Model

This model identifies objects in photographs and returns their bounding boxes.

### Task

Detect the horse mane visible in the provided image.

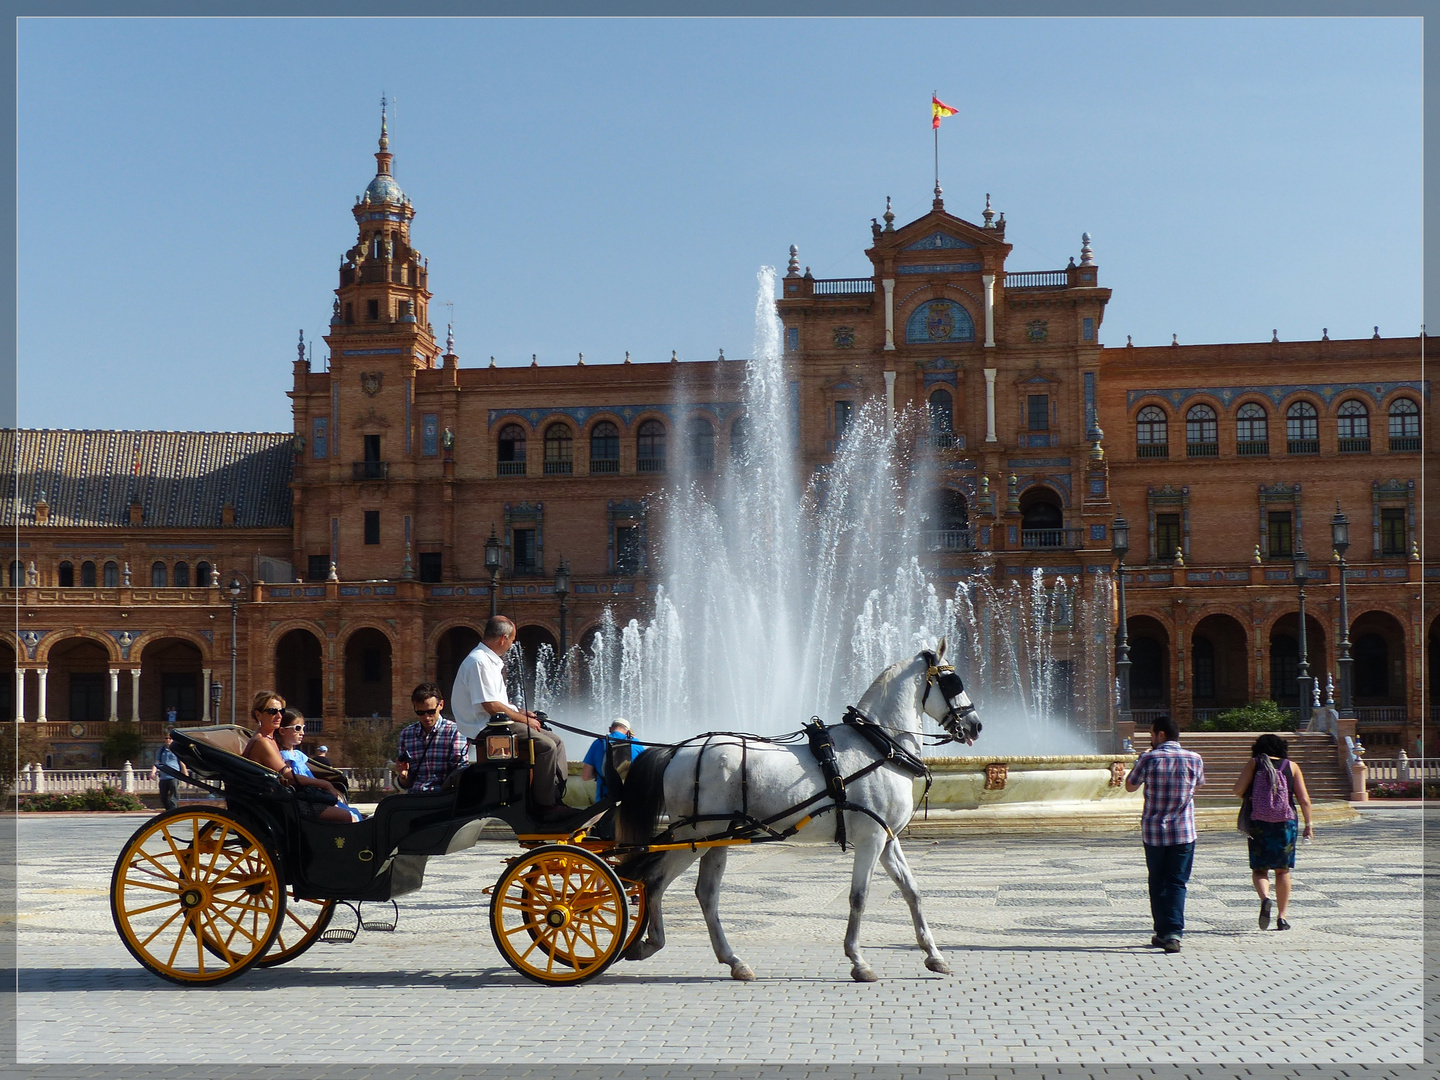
[854,654,919,730]
[615,745,678,848]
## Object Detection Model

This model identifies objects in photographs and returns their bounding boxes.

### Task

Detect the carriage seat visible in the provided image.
[170,725,286,799]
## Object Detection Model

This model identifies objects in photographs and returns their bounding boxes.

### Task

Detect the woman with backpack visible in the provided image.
[1233,733,1314,931]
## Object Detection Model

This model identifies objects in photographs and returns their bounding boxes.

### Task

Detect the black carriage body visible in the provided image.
[170,727,566,902]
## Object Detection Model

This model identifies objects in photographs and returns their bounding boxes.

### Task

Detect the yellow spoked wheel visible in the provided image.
[111,809,284,986]
[258,891,336,967]
[490,845,629,985]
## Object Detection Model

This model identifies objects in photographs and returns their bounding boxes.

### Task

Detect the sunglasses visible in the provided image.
[282,724,305,731]
[259,707,284,716]
[414,707,441,717]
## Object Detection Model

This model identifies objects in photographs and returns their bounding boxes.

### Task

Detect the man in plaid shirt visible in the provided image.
[394,682,468,793]
[1125,714,1205,953]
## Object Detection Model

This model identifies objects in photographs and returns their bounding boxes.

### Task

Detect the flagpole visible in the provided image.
[933,90,939,192]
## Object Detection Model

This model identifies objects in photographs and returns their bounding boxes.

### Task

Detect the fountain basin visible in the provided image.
[919,754,1141,808]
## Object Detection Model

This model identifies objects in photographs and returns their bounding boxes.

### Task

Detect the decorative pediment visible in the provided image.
[903,231,974,252]
[1015,371,1058,386]
[352,406,390,430]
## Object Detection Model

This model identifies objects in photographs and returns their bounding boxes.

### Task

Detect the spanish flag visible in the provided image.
[932,96,957,129]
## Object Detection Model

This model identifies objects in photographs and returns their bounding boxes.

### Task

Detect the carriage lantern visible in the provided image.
[484,525,502,617]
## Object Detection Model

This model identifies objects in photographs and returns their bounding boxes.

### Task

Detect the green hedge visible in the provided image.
[1190,700,1297,732]
[18,785,146,812]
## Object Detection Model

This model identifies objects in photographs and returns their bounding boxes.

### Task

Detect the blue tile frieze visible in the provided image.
[487,403,743,430]
[1126,380,1428,410]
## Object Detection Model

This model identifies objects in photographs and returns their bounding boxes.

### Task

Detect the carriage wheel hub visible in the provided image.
[545,906,571,928]
[180,887,205,909]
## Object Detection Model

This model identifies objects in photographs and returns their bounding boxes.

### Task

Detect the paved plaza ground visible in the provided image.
[8,807,1430,1074]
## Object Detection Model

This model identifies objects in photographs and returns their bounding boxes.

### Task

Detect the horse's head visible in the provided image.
[918,638,982,746]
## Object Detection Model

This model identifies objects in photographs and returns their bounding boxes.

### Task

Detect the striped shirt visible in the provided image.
[1127,740,1206,846]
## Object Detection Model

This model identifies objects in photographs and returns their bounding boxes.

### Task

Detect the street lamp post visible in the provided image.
[1293,550,1311,728]
[1112,514,1132,741]
[484,525,502,618]
[554,558,571,658]
[1331,503,1353,717]
[227,577,243,724]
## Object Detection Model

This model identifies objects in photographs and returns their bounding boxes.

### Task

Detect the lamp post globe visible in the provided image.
[1331,503,1353,716]
[484,525,502,618]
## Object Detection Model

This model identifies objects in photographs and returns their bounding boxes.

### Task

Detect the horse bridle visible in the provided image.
[920,649,982,746]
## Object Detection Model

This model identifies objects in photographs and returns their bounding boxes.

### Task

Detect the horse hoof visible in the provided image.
[851,966,879,983]
[731,964,755,982]
[925,957,953,975]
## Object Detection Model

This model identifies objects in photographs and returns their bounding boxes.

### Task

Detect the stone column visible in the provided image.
[201,668,212,722]
[108,669,119,722]
[883,371,896,429]
[130,669,141,722]
[882,278,896,350]
[984,368,998,442]
[13,668,24,722]
[982,273,996,347]
[36,667,47,723]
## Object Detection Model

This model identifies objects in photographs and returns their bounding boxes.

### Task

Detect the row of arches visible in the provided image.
[10,560,217,589]
[1133,395,1421,457]
[496,414,748,475]
[1126,609,1413,713]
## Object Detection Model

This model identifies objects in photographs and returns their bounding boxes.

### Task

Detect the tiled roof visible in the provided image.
[4,430,294,528]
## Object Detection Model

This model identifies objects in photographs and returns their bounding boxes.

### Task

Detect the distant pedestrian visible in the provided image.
[164,705,178,727]
[311,744,332,768]
[1233,733,1313,931]
[581,718,643,803]
[150,732,186,812]
[1125,715,1206,953]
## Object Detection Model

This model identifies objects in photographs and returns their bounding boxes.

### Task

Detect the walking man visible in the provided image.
[150,732,186,812]
[451,616,569,819]
[1125,714,1206,953]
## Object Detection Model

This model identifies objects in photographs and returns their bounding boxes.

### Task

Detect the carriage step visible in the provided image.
[319,926,358,944]
[358,899,399,932]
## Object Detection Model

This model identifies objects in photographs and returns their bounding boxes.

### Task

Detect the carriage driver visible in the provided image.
[450,616,570,821]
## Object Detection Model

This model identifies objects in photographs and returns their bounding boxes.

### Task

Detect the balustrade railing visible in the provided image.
[924,529,974,553]
[1136,443,1169,459]
[1286,438,1319,455]
[1389,435,1421,452]
[1186,441,1218,457]
[1356,706,1408,725]
[1338,437,1371,453]
[1005,270,1068,288]
[637,457,667,473]
[921,431,962,450]
[812,278,875,296]
[497,461,526,476]
[1021,527,1083,549]
[1130,707,1171,727]
[589,458,619,474]
[1364,757,1440,782]
[1236,440,1270,456]
[543,460,573,475]
[351,461,389,480]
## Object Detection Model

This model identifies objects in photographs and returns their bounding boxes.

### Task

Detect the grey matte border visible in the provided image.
[2,2,1433,1077]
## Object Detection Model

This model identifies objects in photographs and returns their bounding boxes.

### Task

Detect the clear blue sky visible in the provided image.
[18,16,1422,433]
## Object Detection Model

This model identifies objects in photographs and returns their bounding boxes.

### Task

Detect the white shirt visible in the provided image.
[450,640,512,740]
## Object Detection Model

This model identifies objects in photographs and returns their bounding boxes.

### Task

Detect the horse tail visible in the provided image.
[615,744,677,848]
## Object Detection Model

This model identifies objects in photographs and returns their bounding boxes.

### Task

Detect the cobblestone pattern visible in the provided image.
[12,809,1426,1071]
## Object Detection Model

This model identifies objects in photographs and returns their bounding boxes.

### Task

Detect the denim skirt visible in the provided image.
[1248,818,1298,870]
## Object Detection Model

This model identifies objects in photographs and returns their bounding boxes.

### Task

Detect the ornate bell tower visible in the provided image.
[325,102,438,369]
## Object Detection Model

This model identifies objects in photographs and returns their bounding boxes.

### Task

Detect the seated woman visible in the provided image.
[277,707,362,822]
[242,691,353,824]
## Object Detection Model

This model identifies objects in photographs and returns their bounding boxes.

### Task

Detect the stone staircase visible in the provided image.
[1178,732,1353,800]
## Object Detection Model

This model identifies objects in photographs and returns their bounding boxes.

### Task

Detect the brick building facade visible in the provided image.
[6,120,1433,766]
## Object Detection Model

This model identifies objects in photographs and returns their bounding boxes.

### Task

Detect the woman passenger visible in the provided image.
[276,707,361,822]
[243,691,353,824]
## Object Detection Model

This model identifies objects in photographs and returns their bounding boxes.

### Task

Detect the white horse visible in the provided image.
[615,640,982,982]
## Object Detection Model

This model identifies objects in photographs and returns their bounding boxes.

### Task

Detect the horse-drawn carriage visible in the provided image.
[110,645,982,987]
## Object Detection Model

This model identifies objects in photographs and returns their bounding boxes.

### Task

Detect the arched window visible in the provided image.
[195,561,212,587]
[1019,489,1065,547]
[1285,401,1318,453]
[81,561,97,587]
[103,561,119,587]
[8,561,22,586]
[543,423,573,475]
[497,424,527,476]
[173,561,189,588]
[928,390,955,447]
[729,417,748,461]
[589,421,620,474]
[58,561,74,587]
[686,418,714,471]
[1136,405,1168,458]
[1354,633,1390,697]
[1337,400,1370,452]
[904,299,975,344]
[1236,403,1268,455]
[151,561,168,588]
[1185,404,1218,456]
[637,420,666,473]
[1388,398,1420,450]
[928,489,971,552]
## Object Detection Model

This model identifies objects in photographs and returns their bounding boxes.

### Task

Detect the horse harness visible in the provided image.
[650,708,932,853]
